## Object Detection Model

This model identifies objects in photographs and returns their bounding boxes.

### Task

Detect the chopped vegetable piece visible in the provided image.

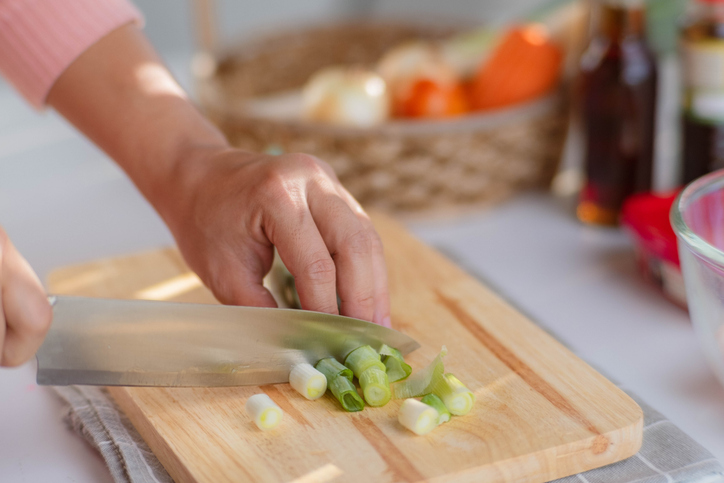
[359,367,391,407]
[432,373,475,416]
[391,346,447,399]
[245,394,283,430]
[344,345,386,378]
[398,399,439,435]
[289,363,327,400]
[379,345,412,383]
[328,375,365,412]
[421,394,451,424]
[315,357,353,383]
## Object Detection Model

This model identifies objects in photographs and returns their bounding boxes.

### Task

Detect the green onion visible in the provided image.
[328,375,365,412]
[421,394,451,424]
[289,363,327,400]
[398,399,439,435]
[432,373,475,416]
[344,345,386,378]
[391,346,447,399]
[379,344,412,382]
[359,367,391,407]
[315,357,353,383]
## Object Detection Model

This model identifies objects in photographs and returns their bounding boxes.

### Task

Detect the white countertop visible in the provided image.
[1,59,722,482]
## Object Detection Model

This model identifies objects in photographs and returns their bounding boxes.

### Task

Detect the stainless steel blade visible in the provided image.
[36,296,419,387]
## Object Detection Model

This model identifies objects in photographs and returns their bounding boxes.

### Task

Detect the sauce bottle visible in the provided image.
[576,0,658,226]
[681,0,724,184]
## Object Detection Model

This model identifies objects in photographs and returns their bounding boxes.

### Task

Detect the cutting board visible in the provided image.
[47,213,642,483]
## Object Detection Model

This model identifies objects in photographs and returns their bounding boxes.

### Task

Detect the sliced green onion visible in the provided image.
[398,399,439,435]
[379,344,412,382]
[359,367,391,407]
[328,375,365,412]
[344,345,386,378]
[289,363,327,400]
[315,357,353,382]
[421,394,451,424]
[391,346,447,399]
[432,373,475,416]
[245,394,283,430]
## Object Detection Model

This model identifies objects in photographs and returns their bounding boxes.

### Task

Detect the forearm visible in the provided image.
[46,24,229,219]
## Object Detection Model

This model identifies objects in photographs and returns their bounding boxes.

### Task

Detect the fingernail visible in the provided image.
[382,316,392,328]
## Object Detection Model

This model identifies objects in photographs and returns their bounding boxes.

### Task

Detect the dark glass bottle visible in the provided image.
[576,0,658,226]
[681,0,724,184]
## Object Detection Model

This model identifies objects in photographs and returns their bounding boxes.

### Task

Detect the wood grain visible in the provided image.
[47,213,642,483]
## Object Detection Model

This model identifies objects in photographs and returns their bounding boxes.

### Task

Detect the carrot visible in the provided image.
[469,24,563,110]
[395,78,469,118]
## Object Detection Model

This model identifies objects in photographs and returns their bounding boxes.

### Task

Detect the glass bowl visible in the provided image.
[671,169,724,386]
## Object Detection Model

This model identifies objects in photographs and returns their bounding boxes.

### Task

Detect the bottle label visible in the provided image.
[682,40,724,123]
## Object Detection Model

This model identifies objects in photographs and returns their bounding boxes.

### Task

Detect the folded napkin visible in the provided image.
[53,380,723,483]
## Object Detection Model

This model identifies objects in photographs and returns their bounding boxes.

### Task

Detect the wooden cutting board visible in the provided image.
[47,213,642,483]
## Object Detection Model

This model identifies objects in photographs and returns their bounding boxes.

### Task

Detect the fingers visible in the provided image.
[0,231,53,367]
[204,242,279,309]
[307,189,376,323]
[333,187,391,327]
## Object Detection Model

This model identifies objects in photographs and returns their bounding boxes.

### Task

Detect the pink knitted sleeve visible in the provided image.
[0,0,143,108]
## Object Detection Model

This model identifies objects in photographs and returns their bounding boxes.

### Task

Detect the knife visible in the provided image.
[36,295,419,387]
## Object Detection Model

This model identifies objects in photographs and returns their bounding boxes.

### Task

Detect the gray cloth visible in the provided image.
[52,382,724,483]
[53,386,173,483]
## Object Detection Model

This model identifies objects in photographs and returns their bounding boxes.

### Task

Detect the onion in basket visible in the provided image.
[302,66,390,127]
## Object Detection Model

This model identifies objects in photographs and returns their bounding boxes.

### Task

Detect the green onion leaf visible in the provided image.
[421,394,451,424]
[432,373,475,416]
[391,346,447,399]
[379,344,412,383]
[315,357,353,383]
[359,367,391,407]
[328,375,365,412]
[344,345,386,378]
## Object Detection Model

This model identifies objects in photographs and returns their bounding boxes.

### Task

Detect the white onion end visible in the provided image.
[246,394,283,430]
[398,399,439,436]
[290,363,328,400]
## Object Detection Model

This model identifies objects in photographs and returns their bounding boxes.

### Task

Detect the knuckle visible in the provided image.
[303,256,336,284]
[342,229,372,256]
[368,230,384,254]
[352,290,375,309]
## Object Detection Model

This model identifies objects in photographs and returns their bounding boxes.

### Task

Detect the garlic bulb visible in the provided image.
[302,66,390,127]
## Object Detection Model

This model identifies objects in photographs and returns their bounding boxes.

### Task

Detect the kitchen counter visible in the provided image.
[1,60,723,482]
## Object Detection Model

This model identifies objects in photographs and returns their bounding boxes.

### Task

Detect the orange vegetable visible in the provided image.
[394,79,469,118]
[469,24,563,110]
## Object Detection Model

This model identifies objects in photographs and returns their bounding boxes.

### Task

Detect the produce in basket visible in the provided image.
[376,42,467,118]
[469,24,563,110]
[302,66,390,127]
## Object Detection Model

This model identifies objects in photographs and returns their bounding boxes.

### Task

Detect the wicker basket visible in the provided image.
[195,21,569,213]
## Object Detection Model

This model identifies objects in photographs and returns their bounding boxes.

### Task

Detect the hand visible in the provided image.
[44,25,391,326]
[163,148,391,326]
[0,226,52,367]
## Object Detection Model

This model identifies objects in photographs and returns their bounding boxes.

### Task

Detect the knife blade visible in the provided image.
[36,295,419,387]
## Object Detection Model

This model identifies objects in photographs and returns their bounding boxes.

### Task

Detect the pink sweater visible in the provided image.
[0,0,142,108]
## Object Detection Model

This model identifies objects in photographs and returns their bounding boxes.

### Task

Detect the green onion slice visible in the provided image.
[315,357,353,383]
[421,394,451,424]
[344,345,386,378]
[379,344,412,383]
[359,367,391,407]
[328,375,365,412]
[432,373,475,416]
[392,346,447,399]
